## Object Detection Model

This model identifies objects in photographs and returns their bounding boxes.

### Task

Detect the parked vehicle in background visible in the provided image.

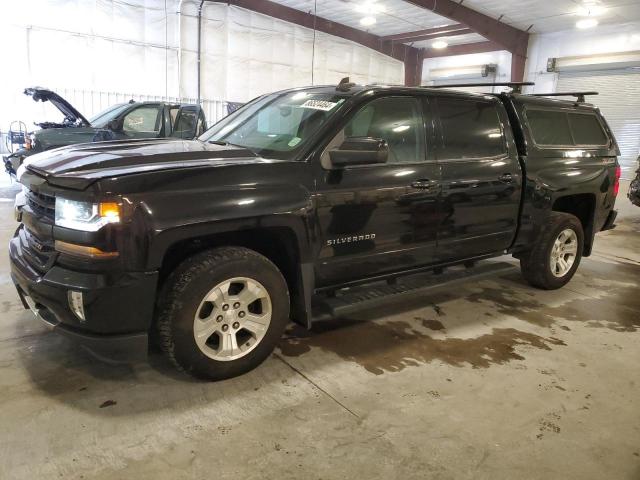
[629,155,640,207]
[10,80,620,380]
[4,87,207,175]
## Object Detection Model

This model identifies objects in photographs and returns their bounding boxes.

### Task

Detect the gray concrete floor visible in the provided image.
[0,180,638,480]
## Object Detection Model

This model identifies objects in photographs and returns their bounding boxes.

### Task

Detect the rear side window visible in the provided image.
[526,109,609,147]
[437,98,505,159]
[568,113,608,146]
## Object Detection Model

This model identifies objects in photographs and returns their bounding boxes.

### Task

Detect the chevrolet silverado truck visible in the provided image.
[9,81,620,380]
[4,87,207,176]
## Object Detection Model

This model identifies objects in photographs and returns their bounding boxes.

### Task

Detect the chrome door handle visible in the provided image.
[499,173,514,184]
[411,179,438,190]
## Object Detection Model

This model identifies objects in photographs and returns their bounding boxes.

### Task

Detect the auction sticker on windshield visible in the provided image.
[300,99,339,111]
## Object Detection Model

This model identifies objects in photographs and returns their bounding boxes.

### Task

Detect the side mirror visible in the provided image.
[329,137,389,168]
[107,119,122,132]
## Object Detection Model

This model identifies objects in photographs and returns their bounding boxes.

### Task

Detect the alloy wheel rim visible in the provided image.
[193,277,272,361]
[550,228,578,278]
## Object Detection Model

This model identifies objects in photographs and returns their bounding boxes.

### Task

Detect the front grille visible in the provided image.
[20,228,57,273]
[26,188,55,221]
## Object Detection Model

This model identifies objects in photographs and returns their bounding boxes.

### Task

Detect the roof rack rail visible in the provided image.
[427,82,535,93]
[530,92,598,103]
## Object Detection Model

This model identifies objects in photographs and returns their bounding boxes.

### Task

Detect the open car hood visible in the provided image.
[24,87,91,127]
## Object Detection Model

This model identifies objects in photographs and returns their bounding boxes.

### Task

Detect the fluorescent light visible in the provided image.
[576,18,598,29]
[392,125,410,132]
[432,40,448,49]
[360,16,376,26]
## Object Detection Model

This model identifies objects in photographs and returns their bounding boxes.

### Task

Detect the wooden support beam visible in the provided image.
[381,24,473,43]
[404,48,424,86]
[404,0,529,56]
[224,0,418,64]
[422,41,504,59]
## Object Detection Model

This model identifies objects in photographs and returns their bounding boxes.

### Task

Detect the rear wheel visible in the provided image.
[157,247,289,380]
[519,212,584,290]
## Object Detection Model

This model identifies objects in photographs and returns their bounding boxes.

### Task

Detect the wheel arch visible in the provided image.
[551,193,596,256]
[154,220,314,327]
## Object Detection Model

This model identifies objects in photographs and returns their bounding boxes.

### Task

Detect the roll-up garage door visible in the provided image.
[557,69,640,178]
[432,74,497,94]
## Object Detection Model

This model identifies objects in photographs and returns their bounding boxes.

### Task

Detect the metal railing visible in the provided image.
[1,88,235,154]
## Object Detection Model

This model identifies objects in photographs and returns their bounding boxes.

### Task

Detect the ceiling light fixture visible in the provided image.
[432,40,449,49]
[576,18,598,29]
[360,16,376,26]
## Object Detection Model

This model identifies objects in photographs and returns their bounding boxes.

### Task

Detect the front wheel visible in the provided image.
[519,212,584,290]
[157,247,290,380]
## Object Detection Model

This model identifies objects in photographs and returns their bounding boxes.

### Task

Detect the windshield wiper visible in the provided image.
[208,139,258,155]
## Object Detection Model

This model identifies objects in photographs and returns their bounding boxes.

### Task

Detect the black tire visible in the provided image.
[156,246,290,380]
[519,212,584,290]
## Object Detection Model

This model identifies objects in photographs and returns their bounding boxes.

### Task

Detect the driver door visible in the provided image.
[313,95,441,287]
[120,104,164,139]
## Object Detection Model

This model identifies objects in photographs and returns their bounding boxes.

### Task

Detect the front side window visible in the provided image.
[342,96,425,164]
[200,92,347,160]
[437,97,505,159]
[122,105,163,134]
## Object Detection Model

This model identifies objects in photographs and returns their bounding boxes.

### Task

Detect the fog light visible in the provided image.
[68,291,85,321]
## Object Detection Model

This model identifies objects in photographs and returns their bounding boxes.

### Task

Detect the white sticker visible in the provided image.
[300,99,338,111]
[288,137,302,147]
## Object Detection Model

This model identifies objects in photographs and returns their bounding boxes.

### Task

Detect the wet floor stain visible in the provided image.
[279,321,565,375]
[418,318,445,331]
[466,259,640,333]
[279,256,637,375]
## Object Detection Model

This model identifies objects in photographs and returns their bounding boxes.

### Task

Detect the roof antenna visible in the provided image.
[336,77,355,92]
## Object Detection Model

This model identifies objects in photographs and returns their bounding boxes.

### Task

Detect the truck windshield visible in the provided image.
[199,91,348,160]
[89,104,130,128]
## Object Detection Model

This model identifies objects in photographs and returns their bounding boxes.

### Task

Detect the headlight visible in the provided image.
[55,198,121,231]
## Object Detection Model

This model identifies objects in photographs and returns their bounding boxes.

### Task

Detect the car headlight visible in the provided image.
[55,198,121,232]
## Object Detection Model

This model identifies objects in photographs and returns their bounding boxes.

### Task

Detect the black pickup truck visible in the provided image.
[9,81,620,379]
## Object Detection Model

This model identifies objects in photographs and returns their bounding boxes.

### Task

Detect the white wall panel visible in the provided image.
[0,0,402,136]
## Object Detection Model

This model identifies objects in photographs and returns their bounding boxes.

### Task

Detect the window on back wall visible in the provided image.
[437,97,506,159]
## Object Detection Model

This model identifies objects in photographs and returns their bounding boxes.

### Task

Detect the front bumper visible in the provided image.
[9,234,158,362]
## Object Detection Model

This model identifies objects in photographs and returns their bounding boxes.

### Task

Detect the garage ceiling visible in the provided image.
[274,0,640,46]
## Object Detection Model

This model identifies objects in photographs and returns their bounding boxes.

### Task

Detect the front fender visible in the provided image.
[136,184,315,270]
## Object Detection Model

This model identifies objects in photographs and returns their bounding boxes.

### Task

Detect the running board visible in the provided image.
[312,261,515,322]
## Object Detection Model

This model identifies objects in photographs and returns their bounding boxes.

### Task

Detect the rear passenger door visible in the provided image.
[434,95,522,261]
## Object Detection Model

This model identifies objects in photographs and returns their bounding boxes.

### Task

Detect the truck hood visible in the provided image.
[25,87,91,127]
[22,139,264,190]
